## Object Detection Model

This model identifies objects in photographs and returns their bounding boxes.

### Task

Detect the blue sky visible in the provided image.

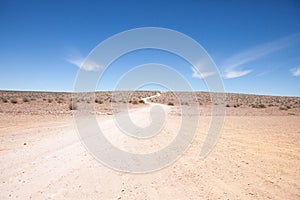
[0,0,300,96]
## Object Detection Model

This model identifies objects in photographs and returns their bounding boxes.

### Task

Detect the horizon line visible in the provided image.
[0,89,299,98]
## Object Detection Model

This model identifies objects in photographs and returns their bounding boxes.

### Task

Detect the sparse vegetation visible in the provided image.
[95,99,103,104]
[2,98,8,103]
[22,97,30,102]
[132,100,139,105]
[0,90,299,116]
[69,102,77,110]
[252,104,266,108]
[181,102,189,106]
[55,97,64,103]
[10,98,18,104]
[279,105,290,110]
[139,99,145,104]
[168,102,174,106]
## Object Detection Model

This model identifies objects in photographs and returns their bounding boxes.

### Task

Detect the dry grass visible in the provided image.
[0,90,299,116]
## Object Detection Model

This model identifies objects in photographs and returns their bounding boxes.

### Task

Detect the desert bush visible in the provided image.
[139,99,145,104]
[69,102,77,110]
[252,104,266,108]
[55,97,64,103]
[48,99,53,103]
[2,98,8,103]
[132,100,139,105]
[259,104,266,108]
[168,102,174,106]
[95,99,103,104]
[181,102,189,106]
[279,106,288,110]
[226,104,230,107]
[10,98,18,104]
[22,97,30,102]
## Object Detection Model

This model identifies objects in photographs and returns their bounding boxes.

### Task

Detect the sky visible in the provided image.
[0,0,300,96]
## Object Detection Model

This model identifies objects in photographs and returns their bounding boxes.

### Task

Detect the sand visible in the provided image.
[0,91,299,199]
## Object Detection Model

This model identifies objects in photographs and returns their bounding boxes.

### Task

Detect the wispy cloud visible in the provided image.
[223,69,252,79]
[191,67,214,79]
[65,57,101,71]
[290,67,300,77]
[222,33,300,79]
[65,48,101,71]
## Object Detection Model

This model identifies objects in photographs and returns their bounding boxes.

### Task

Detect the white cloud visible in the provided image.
[290,67,300,77]
[65,48,101,71]
[223,69,252,79]
[191,67,214,79]
[66,57,101,71]
[222,33,300,79]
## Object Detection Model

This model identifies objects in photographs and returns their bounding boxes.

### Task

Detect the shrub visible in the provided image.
[132,100,139,105]
[2,98,8,103]
[10,98,18,104]
[55,97,64,103]
[22,97,30,102]
[69,102,77,110]
[139,99,145,104]
[48,99,53,103]
[226,104,230,107]
[279,106,287,110]
[252,104,266,108]
[95,99,103,104]
[168,102,174,106]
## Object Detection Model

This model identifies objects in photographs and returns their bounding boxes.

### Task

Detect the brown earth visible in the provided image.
[0,90,299,199]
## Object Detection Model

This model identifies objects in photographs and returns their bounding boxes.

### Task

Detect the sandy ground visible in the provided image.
[0,94,300,199]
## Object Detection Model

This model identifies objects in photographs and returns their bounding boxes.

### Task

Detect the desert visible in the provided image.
[0,90,299,199]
